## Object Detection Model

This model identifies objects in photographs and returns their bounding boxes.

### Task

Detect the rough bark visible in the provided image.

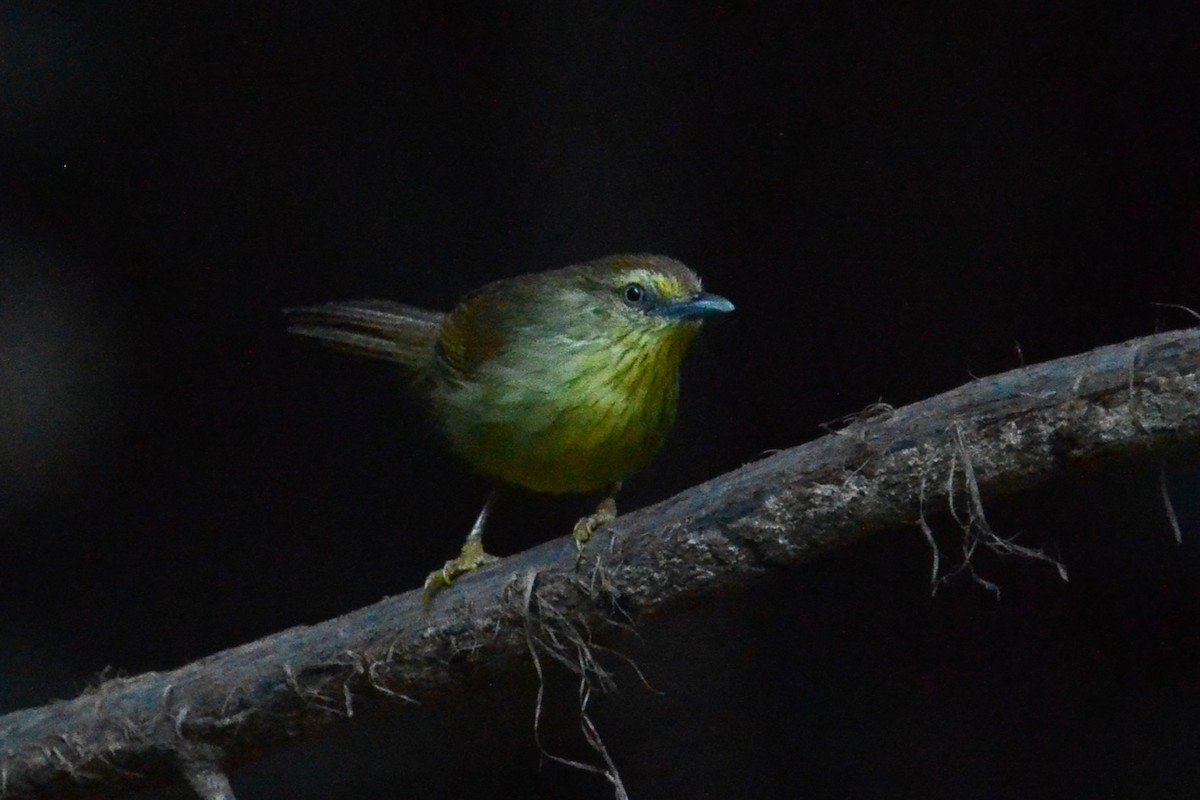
[3,328,1199,799]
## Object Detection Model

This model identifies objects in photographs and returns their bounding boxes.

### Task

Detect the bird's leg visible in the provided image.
[422,490,499,603]
[572,483,620,558]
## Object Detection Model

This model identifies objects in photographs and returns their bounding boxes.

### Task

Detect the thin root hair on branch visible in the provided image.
[516,570,631,800]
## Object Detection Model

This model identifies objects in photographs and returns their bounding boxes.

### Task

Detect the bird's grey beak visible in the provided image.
[653,292,736,320]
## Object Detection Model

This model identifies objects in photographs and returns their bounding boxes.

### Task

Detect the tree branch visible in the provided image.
[3,328,1200,798]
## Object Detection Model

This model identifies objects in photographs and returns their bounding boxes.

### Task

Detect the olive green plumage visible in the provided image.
[287,253,732,494]
[286,253,733,597]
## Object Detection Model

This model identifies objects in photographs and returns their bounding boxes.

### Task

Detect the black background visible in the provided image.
[4,2,1200,798]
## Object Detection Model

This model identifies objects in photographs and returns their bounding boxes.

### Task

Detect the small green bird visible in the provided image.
[285,253,733,600]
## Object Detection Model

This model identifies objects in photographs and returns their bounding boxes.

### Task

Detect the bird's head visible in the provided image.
[556,254,734,344]
[435,254,732,384]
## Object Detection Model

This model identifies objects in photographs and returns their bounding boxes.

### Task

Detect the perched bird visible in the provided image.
[285,254,733,600]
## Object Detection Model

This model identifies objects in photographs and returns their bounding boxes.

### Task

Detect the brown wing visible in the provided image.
[435,283,517,378]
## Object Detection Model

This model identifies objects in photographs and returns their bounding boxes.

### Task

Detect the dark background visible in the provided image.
[4,2,1200,797]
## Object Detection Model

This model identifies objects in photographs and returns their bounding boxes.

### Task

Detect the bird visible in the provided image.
[285,253,733,601]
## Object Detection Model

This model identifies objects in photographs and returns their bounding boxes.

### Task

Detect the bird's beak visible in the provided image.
[652,292,736,320]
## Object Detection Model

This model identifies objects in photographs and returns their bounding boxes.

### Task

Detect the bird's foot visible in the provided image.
[422,537,499,604]
[572,495,618,563]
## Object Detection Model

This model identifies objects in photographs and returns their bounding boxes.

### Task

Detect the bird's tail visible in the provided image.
[284,300,444,372]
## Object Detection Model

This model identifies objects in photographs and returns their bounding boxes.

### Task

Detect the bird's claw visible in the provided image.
[571,497,617,566]
[422,539,498,604]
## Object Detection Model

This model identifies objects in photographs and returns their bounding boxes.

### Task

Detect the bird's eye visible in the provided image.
[623,283,646,305]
